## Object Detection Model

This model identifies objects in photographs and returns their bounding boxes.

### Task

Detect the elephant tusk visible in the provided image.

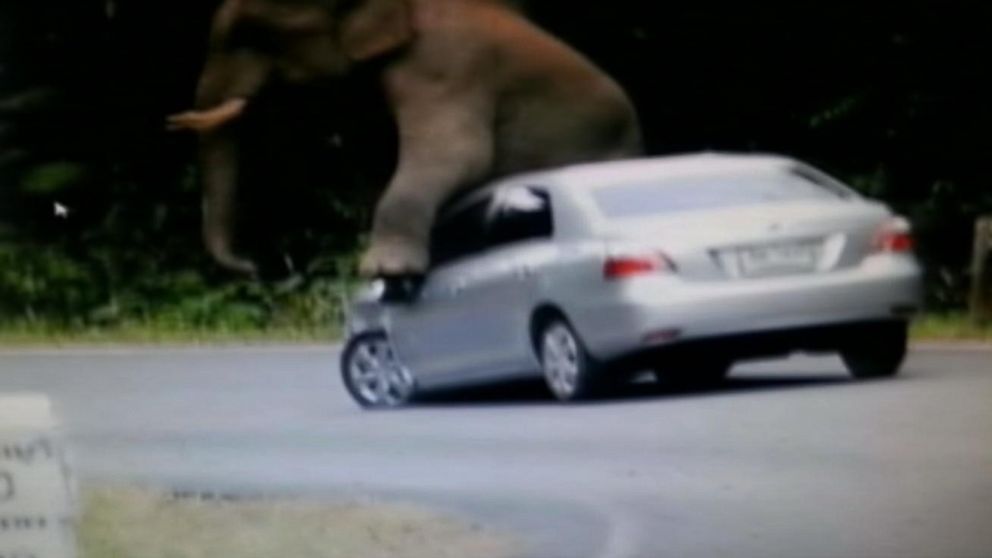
[166,98,247,133]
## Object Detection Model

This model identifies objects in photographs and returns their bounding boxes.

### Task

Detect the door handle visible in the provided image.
[0,471,13,501]
[447,279,468,296]
[514,266,537,280]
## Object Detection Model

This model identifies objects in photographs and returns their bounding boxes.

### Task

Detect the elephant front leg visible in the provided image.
[360,116,493,278]
[360,187,434,277]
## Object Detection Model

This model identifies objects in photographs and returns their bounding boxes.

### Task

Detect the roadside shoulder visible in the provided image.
[911,340,992,352]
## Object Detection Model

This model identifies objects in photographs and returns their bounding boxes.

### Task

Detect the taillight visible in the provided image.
[604,252,675,279]
[872,217,915,254]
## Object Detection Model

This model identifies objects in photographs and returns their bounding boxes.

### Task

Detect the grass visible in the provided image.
[0,322,338,347]
[78,487,518,558]
[0,313,989,348]
[910,312,992,342]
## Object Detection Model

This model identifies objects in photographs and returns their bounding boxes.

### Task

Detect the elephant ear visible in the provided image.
[339,0,414,62]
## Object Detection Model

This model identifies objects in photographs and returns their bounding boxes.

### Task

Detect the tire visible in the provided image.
[340,331,417,409]
[537,318,600,402]
[840,322,908,379]
[654,355,732,388]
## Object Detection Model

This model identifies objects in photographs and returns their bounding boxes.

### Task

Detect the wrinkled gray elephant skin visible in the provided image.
[168,0,643,277]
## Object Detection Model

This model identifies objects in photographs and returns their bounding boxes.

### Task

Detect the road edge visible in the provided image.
[0,340,989,357]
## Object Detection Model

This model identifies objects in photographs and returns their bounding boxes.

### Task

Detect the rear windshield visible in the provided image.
[591,168,854,219]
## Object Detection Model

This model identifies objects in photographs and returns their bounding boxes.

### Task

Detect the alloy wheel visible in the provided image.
[541,322,585,400]
[343,333,416,408]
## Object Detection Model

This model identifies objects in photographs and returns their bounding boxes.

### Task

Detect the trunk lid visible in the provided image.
[598,199,891,281]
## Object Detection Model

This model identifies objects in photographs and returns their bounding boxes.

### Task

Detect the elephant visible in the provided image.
[168,0,643,278]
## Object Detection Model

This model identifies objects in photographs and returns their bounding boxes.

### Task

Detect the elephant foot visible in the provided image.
[360,237,429,279]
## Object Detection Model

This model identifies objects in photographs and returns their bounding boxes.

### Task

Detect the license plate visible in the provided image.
[737,241,820,276]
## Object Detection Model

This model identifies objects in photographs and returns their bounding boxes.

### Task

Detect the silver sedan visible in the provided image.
[341,153,923,407]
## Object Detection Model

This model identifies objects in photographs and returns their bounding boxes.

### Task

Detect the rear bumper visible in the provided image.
[608,320,906,372]
[569,255,923,360]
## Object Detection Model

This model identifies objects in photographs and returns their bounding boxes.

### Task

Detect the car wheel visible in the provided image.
[538,319,599,402]
[840,322,908,379]
[341,331,417,409]
[654,356,732,388]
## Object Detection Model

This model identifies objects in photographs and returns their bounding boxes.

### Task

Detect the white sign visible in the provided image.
[0,394,76,558]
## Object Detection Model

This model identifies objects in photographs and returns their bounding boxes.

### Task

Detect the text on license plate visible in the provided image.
[737,241,821,275]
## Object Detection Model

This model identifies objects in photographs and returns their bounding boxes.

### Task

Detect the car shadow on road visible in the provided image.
[414,370,866,408]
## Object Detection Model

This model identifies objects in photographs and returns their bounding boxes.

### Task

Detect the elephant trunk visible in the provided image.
[199,130,258,276]
[190,53,272,275]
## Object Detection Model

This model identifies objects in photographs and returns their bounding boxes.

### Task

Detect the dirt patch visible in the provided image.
[78,488,520,558]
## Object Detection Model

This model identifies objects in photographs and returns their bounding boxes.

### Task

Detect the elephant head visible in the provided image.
[167,0,414,274]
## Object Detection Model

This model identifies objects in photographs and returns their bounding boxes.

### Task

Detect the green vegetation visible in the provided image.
[0,322,335,346]
[0,241,352,344]
[0,278,345,345]
[911,313,992,343]
[0,313,987,346]
[79,487,517,558]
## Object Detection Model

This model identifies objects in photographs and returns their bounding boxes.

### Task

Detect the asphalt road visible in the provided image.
[1,345,991,558]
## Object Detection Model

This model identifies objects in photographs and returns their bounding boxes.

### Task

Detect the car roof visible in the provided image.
[436,152,803,217]
[546,152,799,190]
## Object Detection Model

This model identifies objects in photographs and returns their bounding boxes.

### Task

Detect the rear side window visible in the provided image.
[789,165,859,198]
[429,196,492,267]
[488,187,553,248]
[591,169,849,219]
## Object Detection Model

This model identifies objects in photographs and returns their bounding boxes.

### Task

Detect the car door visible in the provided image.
[468,186,557,374]
[388,193,496,383]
